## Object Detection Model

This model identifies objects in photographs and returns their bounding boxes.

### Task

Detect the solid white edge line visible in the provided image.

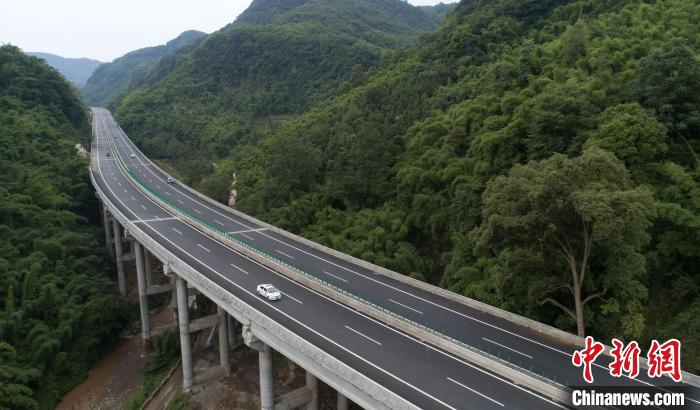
[100,114,563,408]
[135,220,457,410]
[99,114,558,410]
[93,126,458,409]
[104,113,652,407]
[259,229,573,357]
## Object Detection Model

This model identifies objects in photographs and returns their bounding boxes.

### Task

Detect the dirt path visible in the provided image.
[56,308,173,410]
[143,362,182,410]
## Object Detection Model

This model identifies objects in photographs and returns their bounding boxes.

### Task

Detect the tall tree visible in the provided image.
[472,148,654,337]
[632,45,700,166]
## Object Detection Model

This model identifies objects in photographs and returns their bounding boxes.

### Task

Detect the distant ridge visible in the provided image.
[26,51,102,87]
[82,30,207,107]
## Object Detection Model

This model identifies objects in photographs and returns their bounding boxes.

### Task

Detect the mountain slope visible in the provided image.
[0,45,130,408]
[82,30,206,107]
[208,0,699,370]
[25,52,102,87]
[114,0,453,183]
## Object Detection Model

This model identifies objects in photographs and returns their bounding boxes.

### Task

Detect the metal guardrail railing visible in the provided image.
[106,133,573,390]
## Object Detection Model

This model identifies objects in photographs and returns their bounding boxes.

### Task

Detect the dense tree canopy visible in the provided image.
[82,30,206,108]
[472,148,654,337]
[112,0,700,372]
[0,45,130,409]
[115,0,453,184]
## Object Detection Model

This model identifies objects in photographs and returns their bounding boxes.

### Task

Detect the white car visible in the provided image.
[257,284,282,301]
[166,177,174,184]
[129,154,136,158]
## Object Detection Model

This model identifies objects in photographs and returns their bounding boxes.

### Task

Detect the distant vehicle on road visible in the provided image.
[167,177,174,184]
[129,154,136,158]
[106,152,110,157]
[257,284,282,301]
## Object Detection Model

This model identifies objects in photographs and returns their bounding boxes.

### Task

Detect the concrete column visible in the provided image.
[112,220,127,296]
[337,392,349,410]
[259,343,274,410]
[306,372,319,410]
[102,206,112,255]
[218,306,231,375]
[228,314,237,347]
[176,275,194,389]
[167,265,178,324]
[134,242,151,351]
[144,248,153,287]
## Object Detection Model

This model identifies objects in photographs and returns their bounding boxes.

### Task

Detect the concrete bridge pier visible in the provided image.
[111,219,127,296]
[175,275,194,390]
[144,248,153,287]
[337,392,349,410]
[134,241,152,352]
[217,305,231,375]
[244,325,274,410]
[101,203,113,255]
[306,372,319,410]
[242,324,324,410]
[258,343,274,410]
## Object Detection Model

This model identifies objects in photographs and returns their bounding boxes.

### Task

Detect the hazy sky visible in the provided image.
[0,0,459,62]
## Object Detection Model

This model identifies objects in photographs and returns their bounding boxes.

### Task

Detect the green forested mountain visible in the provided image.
[113,0,699,371]
[82,30,206,108]
[0,45,130,409]
[231,0,700,369]
[114,0,454,183]
[25,52,102,87]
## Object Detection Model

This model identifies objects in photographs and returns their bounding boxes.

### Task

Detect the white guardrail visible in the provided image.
[92,121,418,410]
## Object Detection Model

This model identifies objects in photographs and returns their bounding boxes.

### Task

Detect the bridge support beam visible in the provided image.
[164,264,178,323]
[101,204,113,255]
[306,372,318,410]
[228,315,241,348]
[134,241,152,352]
[337,392,349,410]
[258,343,274,410]
[144,248,153,287]
[175,275,194,390]
[217,306,231,375]
[244,326,274,410]
[112,220,127,296]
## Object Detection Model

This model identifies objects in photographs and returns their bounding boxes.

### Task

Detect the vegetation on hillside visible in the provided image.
[0,45,130,409]
[113,0,699,371]
[25,52,102,88]
[82,30,206,108]
[115,0,454,184]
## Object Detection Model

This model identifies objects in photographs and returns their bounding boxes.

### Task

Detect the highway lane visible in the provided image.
[92,108,568,409]
[104,109,699,400]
